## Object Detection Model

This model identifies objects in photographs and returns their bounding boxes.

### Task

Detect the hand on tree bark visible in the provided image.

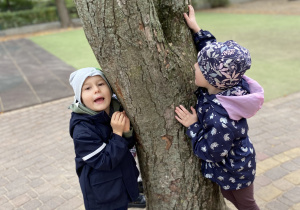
[175,105,198,128]
[183,5,201,33]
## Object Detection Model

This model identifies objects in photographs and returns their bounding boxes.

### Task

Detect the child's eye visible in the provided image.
[85,87,90,90]
[98,83,104,86]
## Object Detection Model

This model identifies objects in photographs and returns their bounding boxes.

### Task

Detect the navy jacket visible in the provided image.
[69,108,139,209]
[188,30,264,190]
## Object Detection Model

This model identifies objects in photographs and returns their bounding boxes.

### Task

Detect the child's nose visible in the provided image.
[94,86,100,93]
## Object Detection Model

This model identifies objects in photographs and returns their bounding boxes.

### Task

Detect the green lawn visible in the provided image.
[30,13,300,102]
[196,13,300,102]
[30,28,99,69]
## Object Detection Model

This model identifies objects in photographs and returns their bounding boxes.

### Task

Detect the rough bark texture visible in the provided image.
[74,0,227,209]
[55,0,73,28]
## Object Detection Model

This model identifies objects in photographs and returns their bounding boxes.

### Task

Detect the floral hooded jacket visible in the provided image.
[188,30,264,190]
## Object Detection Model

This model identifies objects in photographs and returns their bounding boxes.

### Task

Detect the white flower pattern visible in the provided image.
[223,185,230,190]
[220,118,228,124]
[211,127,217,136]
[229,177,236,183]
[224,133,230,141]
[213,98,221,105]
[190,131,196,138]
[241,128,245,134]
[218,176,224,181]
[241,147,248,153]
[205,174,213,178]
[210,142,219,150]
[220,150,228,157]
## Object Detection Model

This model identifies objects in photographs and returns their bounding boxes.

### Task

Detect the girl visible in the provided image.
[175,5,264,210]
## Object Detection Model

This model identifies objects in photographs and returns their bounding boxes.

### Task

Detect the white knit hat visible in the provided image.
[69,67,112,104]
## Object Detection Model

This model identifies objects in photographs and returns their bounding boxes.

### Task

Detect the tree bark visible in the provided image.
[74,0,227,209]
[55,0,73,28]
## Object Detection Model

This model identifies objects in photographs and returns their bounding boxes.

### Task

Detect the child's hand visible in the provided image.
[123,111,130,133]
[175,105,198,128]
[111,111,126,136]
[183,5,201,33]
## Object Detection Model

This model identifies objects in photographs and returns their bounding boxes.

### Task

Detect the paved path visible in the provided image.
[0,39,75,112]
[228,92,300,210]
[0,91,299,209]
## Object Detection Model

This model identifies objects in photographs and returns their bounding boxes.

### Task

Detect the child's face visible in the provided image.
[81,75,112,114]
[194,62,209,88]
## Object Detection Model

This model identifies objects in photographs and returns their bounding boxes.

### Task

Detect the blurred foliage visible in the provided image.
[0,7,58,29]
[0,0,78,29]
[208,0,229,8]
[192,0,210,10]
[0,0,75,11]
[192,0,229,9]
[0,0,34,11]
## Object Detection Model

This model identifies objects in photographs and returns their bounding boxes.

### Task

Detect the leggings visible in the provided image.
[221,184,260,210]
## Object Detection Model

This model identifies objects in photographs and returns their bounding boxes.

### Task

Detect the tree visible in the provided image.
[55,0,72,28]
[74,0,227,209]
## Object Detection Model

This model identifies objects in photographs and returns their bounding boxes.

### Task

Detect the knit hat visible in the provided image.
[197,40,251,90]
[69,67,112,104]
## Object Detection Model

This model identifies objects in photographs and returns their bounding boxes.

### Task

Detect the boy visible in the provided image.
[175,5,264,210]
[69,67,139,210]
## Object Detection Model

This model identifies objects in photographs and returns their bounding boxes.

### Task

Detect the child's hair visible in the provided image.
[197,40,251,90]
[69,67,112,104]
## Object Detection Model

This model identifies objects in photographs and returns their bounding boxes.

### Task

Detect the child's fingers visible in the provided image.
[179,105,191,115]
[188,5,195,16]
[114,112,121,121]
[175,107,185,119]
[123,111,128,118]
[191,106,196,115]
[111,112,117,121]
[175,115,184,124]
[175,105,189,117]
[118,112,124,121]
[122,114,126,122]
[112,111,123,123]
[183,13,189,21]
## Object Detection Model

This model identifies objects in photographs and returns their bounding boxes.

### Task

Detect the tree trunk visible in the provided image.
[74,0,227,209]
[5,0,10,10]
[55,0,73,28]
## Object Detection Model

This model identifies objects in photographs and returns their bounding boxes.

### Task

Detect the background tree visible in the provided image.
[55,0,72,28]
[74,0,227,209]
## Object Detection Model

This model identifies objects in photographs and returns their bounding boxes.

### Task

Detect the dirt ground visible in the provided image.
[1,0,299,42]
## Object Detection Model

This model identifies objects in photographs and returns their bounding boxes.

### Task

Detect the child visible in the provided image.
[175,5,264,210]
[69,67,139,210]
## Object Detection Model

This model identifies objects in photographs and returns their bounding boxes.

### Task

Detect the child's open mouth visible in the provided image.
[94,97,104,104]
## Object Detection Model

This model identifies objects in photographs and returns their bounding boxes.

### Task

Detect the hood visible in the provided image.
[216,75,264,121]
[69,98,99,115]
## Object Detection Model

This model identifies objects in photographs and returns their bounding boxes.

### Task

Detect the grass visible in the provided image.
[30,13,300,102]
[196,13,300,101]
[30,28,99,69]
